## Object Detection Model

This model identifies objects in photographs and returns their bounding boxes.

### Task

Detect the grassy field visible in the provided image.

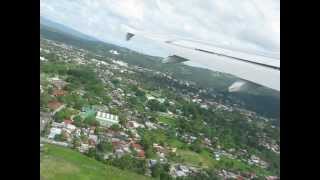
[175,149,216,168]
[158,115,176,127]
[40,144,153,180]
[167,138,185,149]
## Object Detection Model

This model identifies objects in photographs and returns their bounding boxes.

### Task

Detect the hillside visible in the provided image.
[40,144,153,180]
[40,19,279,119]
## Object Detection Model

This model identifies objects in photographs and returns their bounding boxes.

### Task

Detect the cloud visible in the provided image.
[40,0,279,57]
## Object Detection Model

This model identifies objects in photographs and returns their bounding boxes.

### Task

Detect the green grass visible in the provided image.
[158,116,176,127]
[175,149,216,168]
[167,139,185,149]
[40,144,153,180]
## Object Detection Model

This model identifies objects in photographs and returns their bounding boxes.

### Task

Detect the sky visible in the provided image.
[40,0,280,61]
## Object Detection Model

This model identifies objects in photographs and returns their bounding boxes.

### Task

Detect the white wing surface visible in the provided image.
[125,30,280,91]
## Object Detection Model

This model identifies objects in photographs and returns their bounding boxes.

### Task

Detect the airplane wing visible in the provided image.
[125,31,280,91]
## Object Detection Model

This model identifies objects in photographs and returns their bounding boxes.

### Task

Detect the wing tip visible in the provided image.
[126,32,135,41]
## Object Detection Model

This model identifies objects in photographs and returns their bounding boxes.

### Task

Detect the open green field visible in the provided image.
[175,149,216,168]
[167,138,185,149]
[40,144,153,180]
[158,115,176,127]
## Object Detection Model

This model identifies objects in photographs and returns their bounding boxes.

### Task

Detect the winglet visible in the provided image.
[126,33,135,41]
[162,55,190,64]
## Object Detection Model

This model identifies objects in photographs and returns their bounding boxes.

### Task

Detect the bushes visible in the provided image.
[108,155,147,175]
[96,141,113,153]
[54,108,73,122]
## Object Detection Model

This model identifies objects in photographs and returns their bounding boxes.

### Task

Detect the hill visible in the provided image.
[40,22,279,119]
[40,144,152,180]
[40,17,99,41]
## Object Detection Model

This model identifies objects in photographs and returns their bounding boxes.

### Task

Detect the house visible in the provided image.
[146,95,156,101]
[40,85,44,93]
[52,89,66,97]
[170,147,177,153]
[52,122,65,128]
[88,135,98,145]
[109,49,120,55]
[131,143,143,151]
[137,150,145,158]
[178,165,189,173]
[48,101,63,111]
[170,165,190,177]
[51,78,68,90]
[266,176,279,180]
[78,143,90,153]
[96,111,119,127]
[103,152,114,160]
[126,121,144,129]
[64,119,73,124]
[114,149,125,158]
[148,159,157,167]
[145,121,157,129]
[48,127,62,139]
[64,122,76,131]
[40,111,51,133]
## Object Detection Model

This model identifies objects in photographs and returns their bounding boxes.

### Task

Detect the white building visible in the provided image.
[88,135,98,144]
[109,50,120,55]
[65,123,76,131]
[48,127,62,139]
[96,111,119,127]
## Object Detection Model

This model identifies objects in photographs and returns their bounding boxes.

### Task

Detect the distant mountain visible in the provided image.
[40,17,99,41]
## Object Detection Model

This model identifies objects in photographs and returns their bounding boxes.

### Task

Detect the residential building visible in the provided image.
[96,111,119,127]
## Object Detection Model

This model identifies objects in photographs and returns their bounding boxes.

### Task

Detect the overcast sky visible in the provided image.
[40,0,279,59]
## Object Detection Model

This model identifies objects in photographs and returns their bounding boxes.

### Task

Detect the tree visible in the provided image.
[54,133,66,141]
[160,172,172,180]
[96,141,113,153]
[94,127,103,135]
[86,148,97,158]
[110,124,121,131]
[83,115,99,126]
[54,108,73,122]
[147,99,166,112]
[111,79,120,86]
[73,115,82,122]
[119,114,128,127]
[190,139,203,153]
[145,148,155,159]
[151,163,164,177]
[40,93,51,108]
[72,137,81,149]
[110,154,146,175]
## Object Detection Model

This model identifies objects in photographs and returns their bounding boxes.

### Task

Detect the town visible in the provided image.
[40,37,280,180]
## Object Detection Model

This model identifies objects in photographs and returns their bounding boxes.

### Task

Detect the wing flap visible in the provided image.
[124,30,280,91]
[162,55,189,64]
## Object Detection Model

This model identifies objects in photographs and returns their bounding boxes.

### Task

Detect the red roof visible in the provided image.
[52,89,66,96]
[112,141,123,148]
[237,176,244,180]
[48,101,63,110]
[137,150,145,158]
[88,139,96,146]
[131,143,143,150]
[64,119,73,124]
